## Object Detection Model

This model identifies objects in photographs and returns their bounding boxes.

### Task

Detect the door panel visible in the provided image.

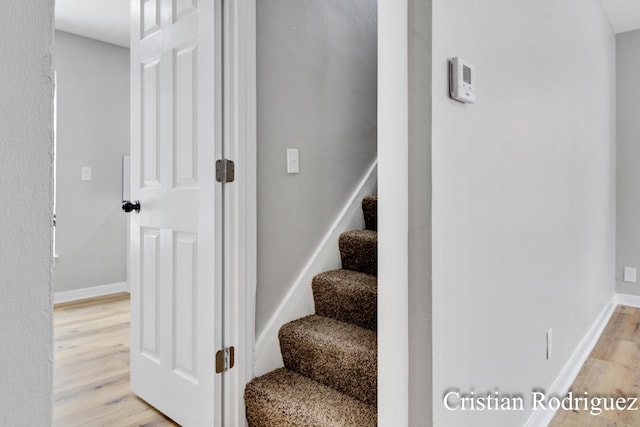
[173,231,198,381]
[174,45,198,188]
[141,227,160,361]
[130,0,220,425]
[142,57,161,188]
[175,0,198,22]
[142,0,161,38]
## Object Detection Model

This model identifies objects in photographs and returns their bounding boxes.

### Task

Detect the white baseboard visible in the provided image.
[524,300,616,427]
[615,292,640,308]
[252,160,378,377]
[54,281,129,304]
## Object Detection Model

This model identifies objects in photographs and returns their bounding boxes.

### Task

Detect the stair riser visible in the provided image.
[312,280,376,331]
[339,235,377,276]
[279,330,377,405]
[245,405,278,427]
[245,393,376,427]
[244,369,377,427]
[362,196,377,231]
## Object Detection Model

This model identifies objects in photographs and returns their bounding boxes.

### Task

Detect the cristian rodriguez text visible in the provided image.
[443,389,639,416]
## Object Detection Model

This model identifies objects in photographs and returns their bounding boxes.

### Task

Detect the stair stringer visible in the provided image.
[253,160,378,377]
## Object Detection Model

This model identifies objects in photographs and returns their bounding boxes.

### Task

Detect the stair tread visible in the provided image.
[280,314,377,352]
[245,368,377,427]
[279,315,377,405]
[340,229,377,240]
[314,269,377,291]
[313,269,377,330]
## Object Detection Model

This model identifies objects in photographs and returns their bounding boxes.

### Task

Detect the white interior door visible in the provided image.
[129,0,222,425]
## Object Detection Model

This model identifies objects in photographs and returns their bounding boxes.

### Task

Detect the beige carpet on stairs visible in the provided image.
[245,195,378,426]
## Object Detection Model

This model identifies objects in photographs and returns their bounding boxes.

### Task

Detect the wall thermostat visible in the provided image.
[449,57,475,104]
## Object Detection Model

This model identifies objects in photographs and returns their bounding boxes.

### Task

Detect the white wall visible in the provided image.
[256,0,377,335]
[0,0,54,424]
[431,1,615,425]
[616,29,640,296]
[53,31,130,293]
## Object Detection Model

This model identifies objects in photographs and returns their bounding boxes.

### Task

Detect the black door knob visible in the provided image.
[122,200,141,213]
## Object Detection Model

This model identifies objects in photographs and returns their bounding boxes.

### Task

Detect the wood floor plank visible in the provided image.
[549,305,640,427]
[54,293,179,427]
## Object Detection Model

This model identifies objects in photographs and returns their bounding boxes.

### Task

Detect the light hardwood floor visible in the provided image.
[55,296,640,426]
[549,305,640,427]
[54,293,179,427]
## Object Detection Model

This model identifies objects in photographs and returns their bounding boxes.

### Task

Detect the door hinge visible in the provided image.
[215,346,235,373]
[216,159,235,183]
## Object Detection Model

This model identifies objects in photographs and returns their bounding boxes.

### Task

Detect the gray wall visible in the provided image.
[256,0,377,335]
[53,31,130,293]
[431,0,615,425]
[0,0,53,423]
[408,0,432,424]
[616,29,640,296]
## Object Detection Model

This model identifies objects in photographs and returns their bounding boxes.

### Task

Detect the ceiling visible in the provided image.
[55,0,640,49]
[55,0,130,48]
[601,0,640,33]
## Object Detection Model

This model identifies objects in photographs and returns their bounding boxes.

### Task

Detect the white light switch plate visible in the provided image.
[624,267,637,283]
[287,149,299,174]
[81,166,92,181]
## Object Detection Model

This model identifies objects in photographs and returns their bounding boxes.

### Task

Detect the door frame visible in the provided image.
[378,0,409,425]
[230,1,412,426]
[222,0,257,425]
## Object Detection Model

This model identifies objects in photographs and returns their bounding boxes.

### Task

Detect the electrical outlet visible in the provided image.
[624,267,637,283]
[546,329,553,360]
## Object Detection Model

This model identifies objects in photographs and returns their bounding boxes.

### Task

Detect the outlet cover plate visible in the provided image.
[287,149,299,174]
[624,267,637,283]
[81,166,92,181]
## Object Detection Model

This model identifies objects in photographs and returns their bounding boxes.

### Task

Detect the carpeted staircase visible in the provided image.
[245,195,378,426]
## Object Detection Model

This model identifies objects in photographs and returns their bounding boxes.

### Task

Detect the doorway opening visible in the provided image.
[52,1,161,424]
[52,1,256,425]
